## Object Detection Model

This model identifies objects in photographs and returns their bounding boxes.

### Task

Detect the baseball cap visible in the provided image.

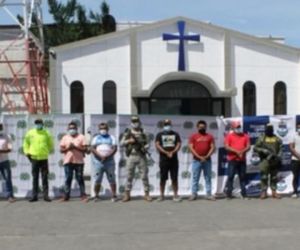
[34,118,43,124]
[131,116,140,122]
[163,119,172,125]
[231,120,241,129]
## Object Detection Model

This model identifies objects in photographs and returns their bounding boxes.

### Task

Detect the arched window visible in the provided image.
[243,81,256,116]
[103,81,117,114]
[70,81,84,113]
[274,81,287,115]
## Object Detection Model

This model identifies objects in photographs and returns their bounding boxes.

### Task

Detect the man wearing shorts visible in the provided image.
[155,119,181,202]
[91,122,117,202]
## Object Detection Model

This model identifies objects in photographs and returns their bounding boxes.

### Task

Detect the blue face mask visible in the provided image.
[163,125,171,132]
[36,124,43,130]
[68,129,77,136]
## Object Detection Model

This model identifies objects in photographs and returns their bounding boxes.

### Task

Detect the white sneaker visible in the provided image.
[291,193,298,198]
[111,196,118,202]
[173,196,182,202]
[206,195,216,201]
[156,196,164,202]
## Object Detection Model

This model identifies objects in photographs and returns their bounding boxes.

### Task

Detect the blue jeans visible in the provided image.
[63,163,86,198]
[191,159,212,195]
[0,160,13,198]
[93,158,116,185]
[226,160,247,197]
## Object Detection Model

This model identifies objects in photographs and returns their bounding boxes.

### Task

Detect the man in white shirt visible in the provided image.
[0,123,16,202]
[289,122,300,198]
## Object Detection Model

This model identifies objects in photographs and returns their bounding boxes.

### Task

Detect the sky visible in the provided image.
[1,0,300,47]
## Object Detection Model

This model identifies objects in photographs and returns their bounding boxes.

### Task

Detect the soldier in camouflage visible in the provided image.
[254,123,282,199]
[120,116,152,202]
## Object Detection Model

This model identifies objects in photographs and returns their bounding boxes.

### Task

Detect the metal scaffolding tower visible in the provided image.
[0,0,49,114]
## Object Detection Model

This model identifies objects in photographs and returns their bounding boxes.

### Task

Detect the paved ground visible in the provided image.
[0,196,300,250]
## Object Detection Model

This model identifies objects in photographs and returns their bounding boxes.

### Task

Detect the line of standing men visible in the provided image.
[0,117,299,202]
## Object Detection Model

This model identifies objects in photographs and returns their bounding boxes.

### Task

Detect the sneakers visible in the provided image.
[8,197,16,203]
[81,195,89,203]
[173,196,183,202]
[291,193,299,198]
[206,195,216,201]
[188,194,197,201]
[111,196,118,202]
[156,196,164,202]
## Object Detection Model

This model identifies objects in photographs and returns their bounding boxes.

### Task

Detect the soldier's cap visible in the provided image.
[131,116,140,122]
[231,120,241,129]
[163,119,172,125]
[34,119,43,124]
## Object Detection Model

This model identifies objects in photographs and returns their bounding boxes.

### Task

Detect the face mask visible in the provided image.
[99,129,108,136]
[234,127,243,134]
[198,128,206,134]
[36,124,43,130]
[68,129,77,136]
[265,127,274,136]
[163,125,171,132]
[131,122,140,129]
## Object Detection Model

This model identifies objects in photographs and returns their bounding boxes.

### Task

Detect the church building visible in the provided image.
[49,16,300,117]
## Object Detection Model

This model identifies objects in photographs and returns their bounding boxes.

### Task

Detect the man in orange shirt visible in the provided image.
[60,121,88,202]
[224,121,251,199]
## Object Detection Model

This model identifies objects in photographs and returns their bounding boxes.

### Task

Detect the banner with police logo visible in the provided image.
[217,115,295,197]
[116,115,219,197]
[1,114,83,198]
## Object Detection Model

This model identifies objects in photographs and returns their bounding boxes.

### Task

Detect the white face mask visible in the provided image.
[99,129,108,135]
[234,127,243,134]
[163,125,171,132]
[131,122,140,129]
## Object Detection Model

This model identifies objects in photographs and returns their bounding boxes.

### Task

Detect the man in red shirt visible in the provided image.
[188,120,215,201]
[224,120,250,199]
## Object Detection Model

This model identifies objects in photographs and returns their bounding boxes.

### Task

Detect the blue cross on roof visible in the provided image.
[163,20,200,71]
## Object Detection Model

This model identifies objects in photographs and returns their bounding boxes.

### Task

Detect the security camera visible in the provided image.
[48,49,56,59]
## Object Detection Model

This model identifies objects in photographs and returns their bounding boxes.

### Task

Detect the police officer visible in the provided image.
[23,119,54,202]
[254,123,282,199]
[120,116,152,202]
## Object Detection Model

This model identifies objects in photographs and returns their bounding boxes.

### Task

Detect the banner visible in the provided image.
[0,114,298,198]
[1,114,83,198]
[89,115,219,197]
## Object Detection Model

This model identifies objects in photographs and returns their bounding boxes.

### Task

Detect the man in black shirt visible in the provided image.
[155,119,182,201]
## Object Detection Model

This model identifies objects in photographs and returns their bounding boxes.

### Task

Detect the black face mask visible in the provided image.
[265,127,274,136]
[198,128,206,134]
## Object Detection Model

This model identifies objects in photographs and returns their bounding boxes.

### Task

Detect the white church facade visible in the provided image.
[49,16,300,117]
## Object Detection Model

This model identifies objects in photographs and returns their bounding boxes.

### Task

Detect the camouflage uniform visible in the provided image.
[121,128,150,193]
[254,134,282,192]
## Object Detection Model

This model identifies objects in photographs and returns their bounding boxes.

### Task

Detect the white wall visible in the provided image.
[232,37,300,116]
[56,37,131,114]
[136,23,225,91]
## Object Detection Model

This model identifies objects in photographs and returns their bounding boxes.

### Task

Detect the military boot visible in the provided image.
[272,190,281,199]
[144,191,152,202]
[122,191,131,202]
[260,191,267,199]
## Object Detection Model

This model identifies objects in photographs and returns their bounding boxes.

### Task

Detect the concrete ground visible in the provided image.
[0,196,299,250]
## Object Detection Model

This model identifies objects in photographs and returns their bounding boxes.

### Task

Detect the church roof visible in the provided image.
[52,16,300,54]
